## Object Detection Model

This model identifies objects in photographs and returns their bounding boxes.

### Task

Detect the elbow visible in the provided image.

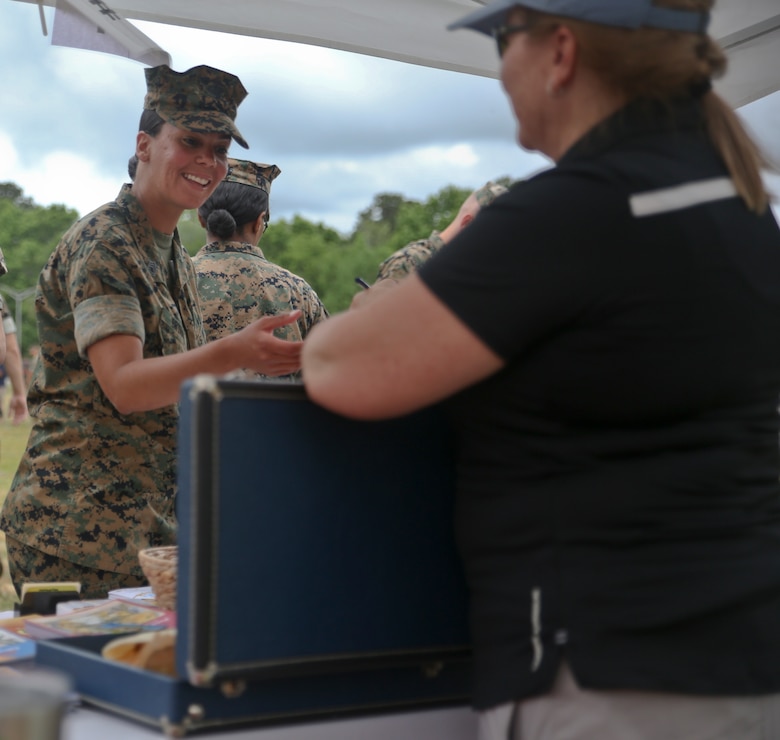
[303,379,370,420]
[304,388,390,421]
[301,366,379,421]
[303,370,406,422]
[301,368,353,418]
[302,327,397,421]
[301,345,357,418]
[109,395,138,416]
[101,383,141,416]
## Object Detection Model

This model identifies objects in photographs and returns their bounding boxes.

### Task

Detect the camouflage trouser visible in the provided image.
[5,536,147,601]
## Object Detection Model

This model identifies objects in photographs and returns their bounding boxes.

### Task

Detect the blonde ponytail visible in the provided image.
[700,92,772,213]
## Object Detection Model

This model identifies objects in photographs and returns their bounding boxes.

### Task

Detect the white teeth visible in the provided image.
[183,173,209,186]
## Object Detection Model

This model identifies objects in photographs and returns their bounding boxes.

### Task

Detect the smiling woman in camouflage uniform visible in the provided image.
[193,158,328,380]
[1,64,303,599]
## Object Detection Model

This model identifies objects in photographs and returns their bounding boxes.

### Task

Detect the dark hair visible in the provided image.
[198,181,270,240]
[203,209,238,240]
[127,110,167,182]
[138,109,165,136]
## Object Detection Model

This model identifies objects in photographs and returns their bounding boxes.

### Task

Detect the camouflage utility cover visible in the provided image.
[375,231,446,283]
[144,64,249,149]
[225,158,281,194]
[193,240,328,380]
[0,185,206,578]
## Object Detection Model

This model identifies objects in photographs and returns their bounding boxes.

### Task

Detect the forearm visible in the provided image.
[102,338,238,414]
[4,339,26,398]
[303,275,504,420]
[89,311,303,415]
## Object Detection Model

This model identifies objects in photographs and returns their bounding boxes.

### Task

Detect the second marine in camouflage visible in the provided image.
[193,157,328,379]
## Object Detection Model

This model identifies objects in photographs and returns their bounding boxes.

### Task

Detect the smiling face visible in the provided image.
[134,122,231,232]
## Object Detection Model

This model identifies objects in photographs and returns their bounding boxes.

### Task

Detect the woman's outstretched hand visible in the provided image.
[231,310,304,376]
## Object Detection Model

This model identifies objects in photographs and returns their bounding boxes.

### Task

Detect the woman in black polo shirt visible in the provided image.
[302,0,780,737]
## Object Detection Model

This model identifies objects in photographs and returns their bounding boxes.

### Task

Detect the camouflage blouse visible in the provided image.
[0,184,206,576]
[192,240,328,379]
[375,231,446,282]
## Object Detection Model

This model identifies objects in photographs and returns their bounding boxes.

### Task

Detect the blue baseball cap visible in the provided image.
[448,0,710,35]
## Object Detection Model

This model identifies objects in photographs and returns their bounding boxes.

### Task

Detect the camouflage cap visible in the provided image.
[474,180,508,207]
[144,64,249,149]
[225,158,281,194]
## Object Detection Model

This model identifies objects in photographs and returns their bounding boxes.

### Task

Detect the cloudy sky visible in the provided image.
[1,0,779,234]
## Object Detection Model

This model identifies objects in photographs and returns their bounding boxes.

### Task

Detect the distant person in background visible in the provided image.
[0,247,8,364]
[193,157,328,380]
[374,181,509,284]
[22,344,40,389]
[1,64,303,600]
[0,296,29,424]
[352,182,508,309]
[0,249,3,582]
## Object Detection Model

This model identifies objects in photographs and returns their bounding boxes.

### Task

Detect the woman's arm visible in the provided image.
[4,330,29,423]
[89,311,303,414]
[302,274,504,420]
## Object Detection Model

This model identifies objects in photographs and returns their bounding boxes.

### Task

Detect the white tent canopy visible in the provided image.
[14,0,780,108]
[47,0,170,67]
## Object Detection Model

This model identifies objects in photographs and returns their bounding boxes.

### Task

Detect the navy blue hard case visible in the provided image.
[36,377,472,735]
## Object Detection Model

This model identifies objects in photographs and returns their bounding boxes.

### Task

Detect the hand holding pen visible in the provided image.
[351,277,372,309]
[350,275,401,310]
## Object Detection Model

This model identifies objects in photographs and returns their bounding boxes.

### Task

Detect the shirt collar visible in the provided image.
[203,240,266,260]
[559,97,707,166]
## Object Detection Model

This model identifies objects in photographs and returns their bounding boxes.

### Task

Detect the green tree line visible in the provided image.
[0,178,512,352]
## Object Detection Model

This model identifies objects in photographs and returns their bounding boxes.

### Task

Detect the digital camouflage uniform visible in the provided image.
[193,158,328,380]
[193,241,327,356]
[0,184,206,584]
[375,181,508,283]
[375,231,446,283]
[0,64,249,597]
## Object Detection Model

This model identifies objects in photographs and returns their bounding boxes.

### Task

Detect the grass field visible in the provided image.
[0,416,32,611]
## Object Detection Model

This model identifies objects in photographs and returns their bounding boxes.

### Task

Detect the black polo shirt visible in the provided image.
[420,98,780,709]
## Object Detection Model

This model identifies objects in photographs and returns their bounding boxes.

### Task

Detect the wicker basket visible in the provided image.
[138,546,178,611]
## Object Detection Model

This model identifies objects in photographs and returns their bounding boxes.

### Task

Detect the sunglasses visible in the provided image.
[492,23,532,57]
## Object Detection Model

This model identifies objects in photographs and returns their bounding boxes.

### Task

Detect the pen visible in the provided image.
[354,277,371,290]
